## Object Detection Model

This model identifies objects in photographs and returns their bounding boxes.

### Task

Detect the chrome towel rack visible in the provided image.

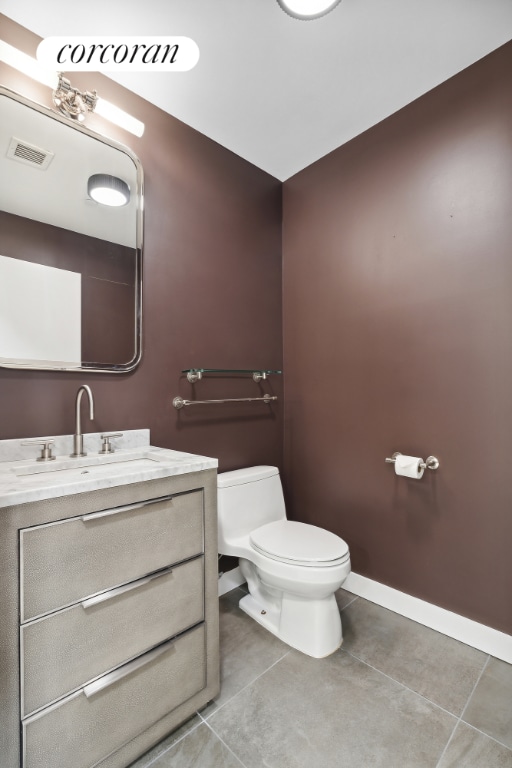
[385,452,440,470]
[173,394,277,410]
[173,368,281,409]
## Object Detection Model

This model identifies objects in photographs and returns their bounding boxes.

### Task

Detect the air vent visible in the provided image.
[7,137,54,170]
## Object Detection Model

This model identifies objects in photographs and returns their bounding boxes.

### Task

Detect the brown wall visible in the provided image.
[0,15,283,471]
[282,42,512,635]
[3,15,511,636]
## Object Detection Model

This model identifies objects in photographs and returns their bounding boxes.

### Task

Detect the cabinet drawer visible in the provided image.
[21,556,204,717]
[23,624,205,768]
[21,490,203,621]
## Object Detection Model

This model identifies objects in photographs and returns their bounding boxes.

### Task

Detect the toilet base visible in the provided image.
[239,590,343,658]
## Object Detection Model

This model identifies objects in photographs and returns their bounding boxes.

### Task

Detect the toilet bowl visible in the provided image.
[217,466,351,658]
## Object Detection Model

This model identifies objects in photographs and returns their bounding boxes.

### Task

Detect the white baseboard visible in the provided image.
[218,566,245,597]
[344,572,512,665]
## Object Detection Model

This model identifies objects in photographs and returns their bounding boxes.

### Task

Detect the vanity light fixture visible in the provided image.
[0,40,145,136]
[276,0,342,19]
[53,73,97,123]
[88,173,130,206]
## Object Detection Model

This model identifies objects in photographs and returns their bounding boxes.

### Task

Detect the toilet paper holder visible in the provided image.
[385,452,440,471]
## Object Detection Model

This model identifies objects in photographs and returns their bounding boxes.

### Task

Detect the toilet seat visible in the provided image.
[250,520,349,568]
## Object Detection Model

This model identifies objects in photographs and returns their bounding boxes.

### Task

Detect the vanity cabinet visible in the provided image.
[0,469,219,768]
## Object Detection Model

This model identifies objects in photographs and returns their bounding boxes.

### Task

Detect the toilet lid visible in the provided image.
[250,520,349,567]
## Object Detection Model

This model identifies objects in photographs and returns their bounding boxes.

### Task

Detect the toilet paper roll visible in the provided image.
[394,454,424,479]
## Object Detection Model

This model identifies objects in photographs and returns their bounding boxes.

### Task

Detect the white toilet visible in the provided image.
[217,465,351,658]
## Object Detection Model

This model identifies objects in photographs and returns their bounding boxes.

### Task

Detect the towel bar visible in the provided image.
[173,394,277,409]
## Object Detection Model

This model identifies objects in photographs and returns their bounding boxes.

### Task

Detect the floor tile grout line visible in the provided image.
[459,654,490,723]
[342,647,502,768]
[201,648,291,720]
[342,648,461,721]
[204,648,291,717]
[204,718,250,768]
[457,719,512,753]
[434,719,463,768]
[339,594,359,611]
[134,644,507,767]
[434,654,491,768]
[135,719,205,768]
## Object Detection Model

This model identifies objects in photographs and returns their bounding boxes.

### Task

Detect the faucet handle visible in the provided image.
[21,439,56,462]
[99,433,123,454]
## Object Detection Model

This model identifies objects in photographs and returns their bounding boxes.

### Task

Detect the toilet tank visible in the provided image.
[217,466,286,554]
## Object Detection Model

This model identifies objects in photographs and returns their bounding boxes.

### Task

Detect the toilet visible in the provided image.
[217,465,351,658]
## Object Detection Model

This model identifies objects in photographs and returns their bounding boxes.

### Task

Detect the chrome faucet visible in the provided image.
[71,385,95,457]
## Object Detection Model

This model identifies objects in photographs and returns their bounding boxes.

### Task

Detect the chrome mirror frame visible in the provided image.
[0,85,143,373]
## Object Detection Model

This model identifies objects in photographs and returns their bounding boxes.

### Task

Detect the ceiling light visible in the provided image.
[277,0,342,19]
[88,174,130,206]
[0,40,145,136]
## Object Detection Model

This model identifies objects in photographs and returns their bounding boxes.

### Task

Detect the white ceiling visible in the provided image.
[1,0,512,180]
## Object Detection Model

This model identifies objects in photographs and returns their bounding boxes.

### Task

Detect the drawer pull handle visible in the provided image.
[83,639,176,698]
[80,494,174,522]
[80,567,174,609]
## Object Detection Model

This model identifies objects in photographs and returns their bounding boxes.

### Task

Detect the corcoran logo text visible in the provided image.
[37,36,199,72]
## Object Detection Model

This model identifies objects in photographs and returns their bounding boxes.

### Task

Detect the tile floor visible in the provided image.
[130,586,512,768]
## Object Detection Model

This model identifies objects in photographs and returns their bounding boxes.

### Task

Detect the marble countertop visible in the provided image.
[0,430,217,509]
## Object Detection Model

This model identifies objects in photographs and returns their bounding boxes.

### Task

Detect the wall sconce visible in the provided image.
[0,40,145,137]
[277,0,342,19]
[88,173,130,207]
[53,74,97,122]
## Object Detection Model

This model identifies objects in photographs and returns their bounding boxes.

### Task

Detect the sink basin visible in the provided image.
[13,451,166,477]
[18,458,162,478]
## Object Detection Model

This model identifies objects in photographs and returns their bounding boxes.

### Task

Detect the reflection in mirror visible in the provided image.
[0,86,143,372]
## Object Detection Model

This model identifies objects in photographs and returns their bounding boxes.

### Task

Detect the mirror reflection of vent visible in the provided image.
[7,137,54,170]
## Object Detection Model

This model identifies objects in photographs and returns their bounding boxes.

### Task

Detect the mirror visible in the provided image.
[0,86,143,372]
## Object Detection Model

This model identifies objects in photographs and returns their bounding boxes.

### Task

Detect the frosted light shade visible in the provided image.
[277,0,342,19]
[88,174,130,206]
[95,98,145,137]
[0,40,59,88]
